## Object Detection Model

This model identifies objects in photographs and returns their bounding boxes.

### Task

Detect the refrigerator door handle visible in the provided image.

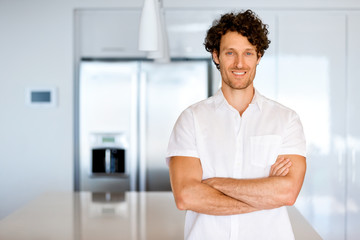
[139,71,147,191]
[130,73,139,191]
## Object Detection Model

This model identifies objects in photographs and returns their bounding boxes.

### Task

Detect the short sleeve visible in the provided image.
[166,108,199,165]
[279,112,307,157]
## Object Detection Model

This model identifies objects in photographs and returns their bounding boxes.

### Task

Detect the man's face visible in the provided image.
[213,31,261,91]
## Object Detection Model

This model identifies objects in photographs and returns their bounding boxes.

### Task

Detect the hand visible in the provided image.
[270,157,292,177]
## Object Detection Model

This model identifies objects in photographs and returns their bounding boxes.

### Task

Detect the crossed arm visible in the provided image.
[169,155,306,215]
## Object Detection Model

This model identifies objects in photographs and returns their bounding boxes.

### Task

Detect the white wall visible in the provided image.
[0,1,74,218]
[0,0,149,219]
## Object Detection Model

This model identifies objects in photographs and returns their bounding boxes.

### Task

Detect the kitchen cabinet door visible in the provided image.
[277,12,347,240]
[252,11,277,100]
[164,10,222,58]
[347,12,360,240]
[76,10,146,58]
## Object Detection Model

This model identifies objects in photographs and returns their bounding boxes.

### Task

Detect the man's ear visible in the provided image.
[212,50,220,64]
[256,54,262,65]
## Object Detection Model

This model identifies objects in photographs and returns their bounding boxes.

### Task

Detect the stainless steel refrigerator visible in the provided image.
[77,60,210,192]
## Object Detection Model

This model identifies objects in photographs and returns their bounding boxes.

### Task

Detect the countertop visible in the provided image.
[0,192,322,240]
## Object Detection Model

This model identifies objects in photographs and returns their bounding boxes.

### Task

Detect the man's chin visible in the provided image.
[229,84,252,90]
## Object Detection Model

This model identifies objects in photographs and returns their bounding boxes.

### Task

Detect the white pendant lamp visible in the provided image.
[138,0,158,51]
[138,0,170,62]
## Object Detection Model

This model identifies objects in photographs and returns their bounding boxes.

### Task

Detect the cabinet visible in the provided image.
[274,10,360,240]
[252,11,277,100]
[276,11,360,240]
[276,11,347,240]
[76,9,146,58]
[164,10,219,58]
[77,9,223,59]
[347,13,360,240]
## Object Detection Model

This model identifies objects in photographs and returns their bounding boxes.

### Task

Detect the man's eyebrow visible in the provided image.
[245,48,257,51]
[222,47,257,51]
[222,47,236,51]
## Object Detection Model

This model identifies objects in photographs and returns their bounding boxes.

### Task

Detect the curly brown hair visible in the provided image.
[204,10,270,70]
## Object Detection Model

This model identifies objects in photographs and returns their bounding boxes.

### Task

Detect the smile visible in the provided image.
[232,71,246,76]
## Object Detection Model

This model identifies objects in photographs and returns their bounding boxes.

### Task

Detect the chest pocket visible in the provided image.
[250,135,282,168]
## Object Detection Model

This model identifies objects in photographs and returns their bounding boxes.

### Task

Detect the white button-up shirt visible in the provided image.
[167,89,306,240]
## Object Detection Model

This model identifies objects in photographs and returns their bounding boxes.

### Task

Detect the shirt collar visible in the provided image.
[213,88,264,112]
[250,88,264,112]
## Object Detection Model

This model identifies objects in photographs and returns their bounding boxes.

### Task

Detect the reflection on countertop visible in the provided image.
[0,192,322,240]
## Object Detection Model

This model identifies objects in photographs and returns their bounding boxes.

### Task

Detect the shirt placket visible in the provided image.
[233,113,244,178]
[230,112,244,240]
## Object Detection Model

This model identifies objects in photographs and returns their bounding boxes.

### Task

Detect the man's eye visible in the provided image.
[226,52,233,55]
[246,52,253,56]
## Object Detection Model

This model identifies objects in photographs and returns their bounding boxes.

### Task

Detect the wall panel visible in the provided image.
[277,11,347,240]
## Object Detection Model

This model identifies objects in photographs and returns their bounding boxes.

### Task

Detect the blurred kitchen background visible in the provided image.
[0,0,360,239]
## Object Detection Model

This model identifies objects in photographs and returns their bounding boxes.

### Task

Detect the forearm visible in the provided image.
[203,176,294,209]
[169,156,260,215]
[174,179,259,215]
[181,180,260,215]
[203,155,306,209]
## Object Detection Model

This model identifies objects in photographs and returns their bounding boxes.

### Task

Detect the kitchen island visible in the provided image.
[0,192,321,240]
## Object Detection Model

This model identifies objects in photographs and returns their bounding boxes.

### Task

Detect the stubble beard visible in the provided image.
[223,78,253,90]
[218,59,257,91]
[221,69,254,90]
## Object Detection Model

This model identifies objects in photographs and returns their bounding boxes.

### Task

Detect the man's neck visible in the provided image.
[221,85,255,116]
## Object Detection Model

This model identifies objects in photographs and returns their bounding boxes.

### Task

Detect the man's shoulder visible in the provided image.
[186,94,217,113]
[173,95,217,132]
[260,95,299,117]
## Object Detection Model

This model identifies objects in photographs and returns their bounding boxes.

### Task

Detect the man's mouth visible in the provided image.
[232,71,246,76]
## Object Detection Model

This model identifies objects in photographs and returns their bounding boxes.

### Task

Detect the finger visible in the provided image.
[277,161,292,175]
[274,156,286,164]
[279,167,290,176]
[272,158,291,175]
[272,157,287,171]
[270,157,285,173]
[271,159,292,176]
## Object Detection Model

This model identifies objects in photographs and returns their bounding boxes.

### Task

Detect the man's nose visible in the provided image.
[235,55,244,68]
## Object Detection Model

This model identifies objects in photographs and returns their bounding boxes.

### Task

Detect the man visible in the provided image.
[166,10,306,240]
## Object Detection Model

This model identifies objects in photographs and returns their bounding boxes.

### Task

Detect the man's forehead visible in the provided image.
[220,32,256,49]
